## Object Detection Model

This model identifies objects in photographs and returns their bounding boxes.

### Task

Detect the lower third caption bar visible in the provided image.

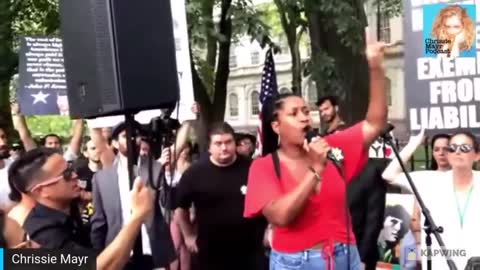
[1,249,96,270]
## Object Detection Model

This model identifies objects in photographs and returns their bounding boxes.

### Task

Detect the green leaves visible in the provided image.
[307,52,342,97]
[11,0,59,36]
[373,0,403,18]
[193,55,215,100]
[25,115,73,139]
[232,1,271,46]
[311,0,365,54]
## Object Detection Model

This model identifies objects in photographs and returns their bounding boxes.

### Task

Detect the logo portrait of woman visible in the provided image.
[429,5,475,58]
[377,194,415,266]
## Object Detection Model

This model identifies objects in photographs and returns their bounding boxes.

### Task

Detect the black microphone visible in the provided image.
[380,123,395,138]
[305,129,341,166]
[379,123,395,143]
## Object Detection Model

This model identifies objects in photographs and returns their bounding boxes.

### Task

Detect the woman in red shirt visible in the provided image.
[243,40,388,270]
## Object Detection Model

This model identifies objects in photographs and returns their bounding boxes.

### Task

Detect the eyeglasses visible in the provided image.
[447,144,474,153]
[29,166,77,192]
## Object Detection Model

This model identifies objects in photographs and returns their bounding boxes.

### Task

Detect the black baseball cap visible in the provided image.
[235,133,256,145]
[111,121,143,140]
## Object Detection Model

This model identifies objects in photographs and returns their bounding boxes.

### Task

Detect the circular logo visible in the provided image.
[240,185,247,195]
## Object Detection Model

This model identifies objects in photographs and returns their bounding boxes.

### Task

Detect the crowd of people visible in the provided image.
[0,33,478,270]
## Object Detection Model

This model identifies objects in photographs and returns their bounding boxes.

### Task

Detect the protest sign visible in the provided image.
[170,0,196,122]
[404,0,480,135]
[17,36,69,116]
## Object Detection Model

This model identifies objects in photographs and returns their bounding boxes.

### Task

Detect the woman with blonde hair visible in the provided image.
[166,143,193,270]
[431,5,475,57]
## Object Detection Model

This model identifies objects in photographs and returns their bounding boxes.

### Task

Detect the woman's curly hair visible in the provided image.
[430,5,475,52]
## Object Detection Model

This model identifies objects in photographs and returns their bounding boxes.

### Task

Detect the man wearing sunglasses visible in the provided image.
[9,147,166,270]
[15,148,89,250]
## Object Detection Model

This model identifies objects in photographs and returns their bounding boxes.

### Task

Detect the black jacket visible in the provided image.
[347,158,389,269]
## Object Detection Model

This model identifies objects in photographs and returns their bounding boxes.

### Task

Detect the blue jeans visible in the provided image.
[270,244,362,270]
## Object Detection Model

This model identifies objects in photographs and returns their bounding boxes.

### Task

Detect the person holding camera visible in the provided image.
[90,122,176,269]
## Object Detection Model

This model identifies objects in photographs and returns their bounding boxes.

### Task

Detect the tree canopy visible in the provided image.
[0,0,403,135]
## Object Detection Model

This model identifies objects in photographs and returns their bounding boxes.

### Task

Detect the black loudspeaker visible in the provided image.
[58,0,179,119]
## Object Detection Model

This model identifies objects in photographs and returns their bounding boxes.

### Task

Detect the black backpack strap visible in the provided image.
[272,151,281,180]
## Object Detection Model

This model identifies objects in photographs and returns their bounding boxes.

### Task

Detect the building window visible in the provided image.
[229,93,239,117]
[385,76,392,106]
[279,87,290,94]
[251,51,260,65]
[229,49,237,68]
[378,12,391,43]
[251,91,260,116]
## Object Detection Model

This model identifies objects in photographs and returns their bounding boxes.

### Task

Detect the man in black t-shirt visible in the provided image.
[73,138,101,227]
[73,138,101,192]
[175,122,267,270]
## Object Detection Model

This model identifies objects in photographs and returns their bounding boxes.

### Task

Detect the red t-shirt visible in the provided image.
[243,122,367,253]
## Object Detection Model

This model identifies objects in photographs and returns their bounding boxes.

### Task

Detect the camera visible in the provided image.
[150,115,180,145]
[140,111,180,160]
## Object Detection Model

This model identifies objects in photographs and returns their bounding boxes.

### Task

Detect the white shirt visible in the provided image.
[0,159,14,211]
[165,170,182,187]
[393,170,480,270]
[117,159,152,255]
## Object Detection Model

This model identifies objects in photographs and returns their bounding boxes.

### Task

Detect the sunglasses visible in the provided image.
[447,144,474,153]
[29,165,77,192]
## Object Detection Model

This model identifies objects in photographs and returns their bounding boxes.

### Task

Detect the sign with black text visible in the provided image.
[17,36,69,116]
[404,0,480,135]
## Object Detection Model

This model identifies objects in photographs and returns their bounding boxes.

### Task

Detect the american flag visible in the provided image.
[253,48,278,157]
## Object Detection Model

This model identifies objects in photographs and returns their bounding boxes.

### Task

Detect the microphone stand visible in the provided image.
[382,132,457,270]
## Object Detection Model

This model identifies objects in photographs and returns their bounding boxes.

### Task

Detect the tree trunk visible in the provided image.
[285,28,301,95]
[306,2,369,125]
[0,0,14,131]
[290,28,305,96]
[211,0,232,122]
[274,0,302,95]
[202,0,217,69]
[190,49,212,124]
